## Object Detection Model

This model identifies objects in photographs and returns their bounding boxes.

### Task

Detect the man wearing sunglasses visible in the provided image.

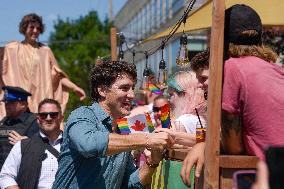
[52,60,174,189]
[0,86,39,170]
[0,98,63,189]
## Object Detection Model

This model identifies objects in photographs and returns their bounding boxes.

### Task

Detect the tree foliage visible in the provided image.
[49,11,111,117]
[263,27,284,66]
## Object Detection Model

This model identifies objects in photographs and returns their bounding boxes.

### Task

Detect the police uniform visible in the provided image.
[0,86,39,169]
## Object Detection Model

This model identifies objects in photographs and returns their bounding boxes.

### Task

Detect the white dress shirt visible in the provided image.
[0,131,62,189]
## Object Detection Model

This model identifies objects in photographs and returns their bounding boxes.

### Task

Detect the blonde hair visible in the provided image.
[228,30,278,62]
[171,71,206,118]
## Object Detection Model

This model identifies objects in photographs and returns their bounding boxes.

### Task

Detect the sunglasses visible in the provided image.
[38,112,59,119]
[152,107,161,112]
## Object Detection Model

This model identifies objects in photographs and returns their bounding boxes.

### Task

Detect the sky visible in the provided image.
[0,0,127,45]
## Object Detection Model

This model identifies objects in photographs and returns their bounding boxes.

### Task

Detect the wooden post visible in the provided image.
[203,0,225,188]
[110,27,117,61]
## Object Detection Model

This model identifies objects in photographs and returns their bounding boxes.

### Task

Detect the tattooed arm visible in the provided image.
[221,110,245,155]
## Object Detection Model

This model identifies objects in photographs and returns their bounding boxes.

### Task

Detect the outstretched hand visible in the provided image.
[74,86,86,101]
[180,142,205,187]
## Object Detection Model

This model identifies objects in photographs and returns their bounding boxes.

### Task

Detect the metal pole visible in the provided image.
[110,27,117,61]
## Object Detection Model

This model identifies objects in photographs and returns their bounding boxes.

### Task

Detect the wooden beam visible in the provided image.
[110,27,117,61]
[219,155,258,169]
[204,0,225,188]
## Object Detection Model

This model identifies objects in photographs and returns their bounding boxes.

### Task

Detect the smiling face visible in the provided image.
[101,74,135,119]
[37,103,63,136]
[24,22,41,44]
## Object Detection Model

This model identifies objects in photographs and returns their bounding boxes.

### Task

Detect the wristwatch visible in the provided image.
[145,160,159,168]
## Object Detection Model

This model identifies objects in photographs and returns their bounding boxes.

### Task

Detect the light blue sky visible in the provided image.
[0,0,126,44]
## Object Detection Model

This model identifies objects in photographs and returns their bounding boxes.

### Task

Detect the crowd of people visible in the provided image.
[0,3,283,189]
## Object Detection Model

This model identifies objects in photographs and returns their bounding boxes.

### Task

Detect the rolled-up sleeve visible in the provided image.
[121,154,143,188]
[0,142,22,189]
[67,108,109,158]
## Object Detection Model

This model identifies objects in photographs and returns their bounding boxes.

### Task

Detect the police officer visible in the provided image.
[0,86,39,169]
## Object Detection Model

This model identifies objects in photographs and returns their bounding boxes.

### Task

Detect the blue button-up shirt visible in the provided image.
[52,103,142,189]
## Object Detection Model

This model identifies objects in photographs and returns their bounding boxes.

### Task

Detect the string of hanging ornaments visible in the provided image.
[118,32,125,60]
[117,0,196,88]
[176,17,190,67]
[142,52,151,90]
[157,41,167,88]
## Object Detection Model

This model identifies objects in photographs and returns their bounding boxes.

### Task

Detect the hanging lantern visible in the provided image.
[142,67,150,89]
[158,59,167,87]
[141,52,150,89]
[157,42,167,88]
[118,49,124,60]
[118,33,125,60]
[176,33,190,66]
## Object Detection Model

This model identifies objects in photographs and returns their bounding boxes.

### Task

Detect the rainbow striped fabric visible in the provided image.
[116,118,131,134]
[160,104,171,128]
[116,113,154,134]
[145,112,154,132]
[148,83,163,95]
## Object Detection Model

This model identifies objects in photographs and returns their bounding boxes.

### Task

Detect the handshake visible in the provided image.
[141,129,191,165]
[145,128,193,151]
[144,131,175,152]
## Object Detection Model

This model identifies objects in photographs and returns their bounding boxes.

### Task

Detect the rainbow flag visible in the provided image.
[145,112,154,132]
[116,118,131,134]
[116,114,154,134]
[148,83,163,95]
[160,104,171,128]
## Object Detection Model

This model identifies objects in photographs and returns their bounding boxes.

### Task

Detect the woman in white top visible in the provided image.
[156,70,206,147]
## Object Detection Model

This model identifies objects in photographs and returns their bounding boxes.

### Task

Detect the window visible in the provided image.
[137,11,142,39]
[132,15,138,40]
[150,0,156,31]
[160,0,164,23]
[156,0,161,27]
[171,39,180,69]
[141,7,146,37]
[172,0,184,15]
[165,0,170,19]
[146,3,151,34]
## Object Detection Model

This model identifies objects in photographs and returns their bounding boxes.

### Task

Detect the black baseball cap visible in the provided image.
[224,4,262,45]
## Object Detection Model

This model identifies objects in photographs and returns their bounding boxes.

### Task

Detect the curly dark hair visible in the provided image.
[90,60,137,102]
[19,13,45,35]
[191,49,210,72]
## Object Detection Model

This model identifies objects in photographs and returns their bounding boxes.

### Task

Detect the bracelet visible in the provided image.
[145,159,159,168]
[145,134,151,151]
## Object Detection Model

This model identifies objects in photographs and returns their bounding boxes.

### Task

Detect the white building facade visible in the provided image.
[114,0,208,86]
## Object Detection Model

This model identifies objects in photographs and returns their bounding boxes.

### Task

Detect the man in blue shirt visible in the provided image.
[52,60,174,189]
